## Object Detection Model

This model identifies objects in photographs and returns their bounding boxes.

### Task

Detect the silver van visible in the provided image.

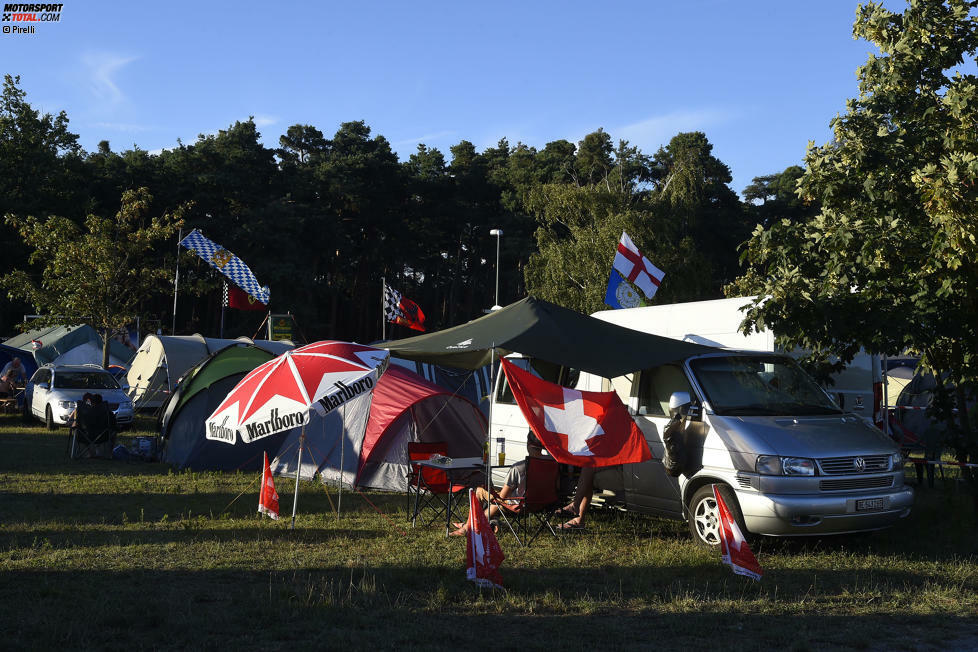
[491,351,914,546]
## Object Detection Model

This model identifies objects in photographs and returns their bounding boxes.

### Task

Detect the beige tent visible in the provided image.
[126,334,294,409]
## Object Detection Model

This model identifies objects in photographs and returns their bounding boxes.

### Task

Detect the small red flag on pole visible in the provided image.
[259,452,280,520]
[465,489,504,589]
[713,484,762,580]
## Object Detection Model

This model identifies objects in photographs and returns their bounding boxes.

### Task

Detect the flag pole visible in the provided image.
[291,423,304,529]
[220,281,227,338]
[172,228,182,335]
[381,277,386,341]
[338,401,345,518]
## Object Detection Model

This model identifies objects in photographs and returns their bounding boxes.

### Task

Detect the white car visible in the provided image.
[25,364,134,430]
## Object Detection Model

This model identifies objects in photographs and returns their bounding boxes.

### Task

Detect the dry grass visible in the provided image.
[1,413,977,651]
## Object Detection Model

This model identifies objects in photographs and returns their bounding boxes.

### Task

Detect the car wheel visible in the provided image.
[687,484,747,548]
[45,405,57,431]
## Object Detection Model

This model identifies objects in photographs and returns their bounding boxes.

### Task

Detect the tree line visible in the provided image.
[0,73,806,342]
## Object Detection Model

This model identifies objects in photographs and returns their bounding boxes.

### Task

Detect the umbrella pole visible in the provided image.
[338,402,345,518]
[291,423,305,530]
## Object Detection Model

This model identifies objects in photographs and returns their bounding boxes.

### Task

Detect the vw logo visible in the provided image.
[853,457,866,472]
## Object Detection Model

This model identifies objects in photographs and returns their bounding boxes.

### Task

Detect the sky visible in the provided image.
[0,0,892,195]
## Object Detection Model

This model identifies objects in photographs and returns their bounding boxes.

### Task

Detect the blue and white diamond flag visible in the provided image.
[179,229,270,305]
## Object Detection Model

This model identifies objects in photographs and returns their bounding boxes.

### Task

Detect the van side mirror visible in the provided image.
[669,391,691,417]
[37,382,49,391]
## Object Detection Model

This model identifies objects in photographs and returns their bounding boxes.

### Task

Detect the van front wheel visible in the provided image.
[687,484,747,547]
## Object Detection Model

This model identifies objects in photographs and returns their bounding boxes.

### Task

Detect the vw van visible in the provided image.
[491,350,913,546]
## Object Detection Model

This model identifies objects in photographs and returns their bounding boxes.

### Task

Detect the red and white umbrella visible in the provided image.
[205,340,389,527]
[205,340,389,445]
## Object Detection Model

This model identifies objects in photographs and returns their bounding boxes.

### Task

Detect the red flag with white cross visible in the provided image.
[714,484,762,580]
[258,452,280,519]
[500,358,651,467]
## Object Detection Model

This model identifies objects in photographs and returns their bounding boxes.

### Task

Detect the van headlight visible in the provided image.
[756,455,816,476]
[890,452,903,470]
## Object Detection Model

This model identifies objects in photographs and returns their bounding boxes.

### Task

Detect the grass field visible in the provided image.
[1,413,977,651]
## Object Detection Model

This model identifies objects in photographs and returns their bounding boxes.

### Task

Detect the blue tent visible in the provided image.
[0,343,38,380]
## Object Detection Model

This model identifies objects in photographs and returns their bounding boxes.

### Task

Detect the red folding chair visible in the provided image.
[407,441,469,528]
[494,456,562,546]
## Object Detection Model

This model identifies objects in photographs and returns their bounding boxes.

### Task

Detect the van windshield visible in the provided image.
[689,355,842,416]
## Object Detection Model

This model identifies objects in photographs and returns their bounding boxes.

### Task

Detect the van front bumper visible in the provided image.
[738,485,914,536]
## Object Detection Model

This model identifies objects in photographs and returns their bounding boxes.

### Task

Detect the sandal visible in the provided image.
[555,505,578,517]
[556,520,585,531]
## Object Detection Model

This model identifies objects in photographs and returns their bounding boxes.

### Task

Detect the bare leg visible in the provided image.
[563,466,595,527]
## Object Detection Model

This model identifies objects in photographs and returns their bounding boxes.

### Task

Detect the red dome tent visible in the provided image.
[271,365,486,491]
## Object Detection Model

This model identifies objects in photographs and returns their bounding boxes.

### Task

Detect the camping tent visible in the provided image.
[0,343,38,382]
[384,296,719,377]
[127,334,295,409]
[5,325,136,368]
[388,356,492,416]
[270,364,486,490]
[160,344,288,471]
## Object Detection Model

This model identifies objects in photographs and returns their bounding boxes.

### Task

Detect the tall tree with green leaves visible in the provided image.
[2,188,183,367]
[731,0,978,477]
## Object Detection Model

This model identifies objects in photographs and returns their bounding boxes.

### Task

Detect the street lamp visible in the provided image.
[489,228,503,310]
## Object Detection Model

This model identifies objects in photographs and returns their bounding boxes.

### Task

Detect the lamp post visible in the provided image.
[489,228,503,310]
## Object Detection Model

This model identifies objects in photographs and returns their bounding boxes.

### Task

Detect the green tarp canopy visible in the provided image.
[384,296,720,378]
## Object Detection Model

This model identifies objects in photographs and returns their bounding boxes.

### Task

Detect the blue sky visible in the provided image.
[1,0,888,195]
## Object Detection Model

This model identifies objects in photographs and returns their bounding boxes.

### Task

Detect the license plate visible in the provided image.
[856,498,885,512]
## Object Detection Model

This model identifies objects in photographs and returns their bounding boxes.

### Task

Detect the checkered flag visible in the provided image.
[383,284,426,331]
[179,229,270,305]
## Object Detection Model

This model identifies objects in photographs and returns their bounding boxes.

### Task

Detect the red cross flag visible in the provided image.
[258,452,280,519]
[714,484,762,581]
[613,231,664,300]
[500,358,651,467]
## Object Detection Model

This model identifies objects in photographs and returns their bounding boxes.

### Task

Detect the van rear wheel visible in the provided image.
[687,484,747,547]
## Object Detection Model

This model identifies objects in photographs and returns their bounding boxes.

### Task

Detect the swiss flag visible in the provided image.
[258,452,280,519]
[500,358,651,467]
[714,484,762,581]
[228,284,267,311]
[465,488,504,589]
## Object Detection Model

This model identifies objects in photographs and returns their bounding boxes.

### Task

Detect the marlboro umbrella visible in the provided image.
[205,340,389,526]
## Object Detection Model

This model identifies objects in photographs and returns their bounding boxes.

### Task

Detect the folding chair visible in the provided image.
[494,456,562,547]
[69,402,117,460]
[407,441,469,528]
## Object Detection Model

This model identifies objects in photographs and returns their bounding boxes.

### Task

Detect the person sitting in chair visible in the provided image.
[0,371,17,399]
[449,432,547,536]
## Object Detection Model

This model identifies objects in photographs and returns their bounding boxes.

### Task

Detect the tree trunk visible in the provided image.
[102,328,110,369]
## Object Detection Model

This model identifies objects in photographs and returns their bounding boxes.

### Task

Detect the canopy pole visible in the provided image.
[291,423,305,530]
[486,342,496,496]
[338,401,345,518]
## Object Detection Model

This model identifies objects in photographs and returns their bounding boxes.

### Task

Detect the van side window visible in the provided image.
[634,364,693,416]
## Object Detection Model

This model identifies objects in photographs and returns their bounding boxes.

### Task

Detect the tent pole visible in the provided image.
[291,423,305,530]
[338,402,345,518]
[220,281,226,338]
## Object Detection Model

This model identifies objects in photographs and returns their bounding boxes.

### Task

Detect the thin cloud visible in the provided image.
[615,109,731,149]
[251,114,278,127]
[393,130,457,146]
[91,121,153,133]
[81,52,138,105]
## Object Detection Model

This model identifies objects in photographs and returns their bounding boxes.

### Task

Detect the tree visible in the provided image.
[2,188,183,367]
[731,0,978,478]
[742,165,817,228]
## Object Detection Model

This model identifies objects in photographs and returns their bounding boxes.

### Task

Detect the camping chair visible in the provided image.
[494,456,562,547]
[407,441,469,528]
[69,402,117,460]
